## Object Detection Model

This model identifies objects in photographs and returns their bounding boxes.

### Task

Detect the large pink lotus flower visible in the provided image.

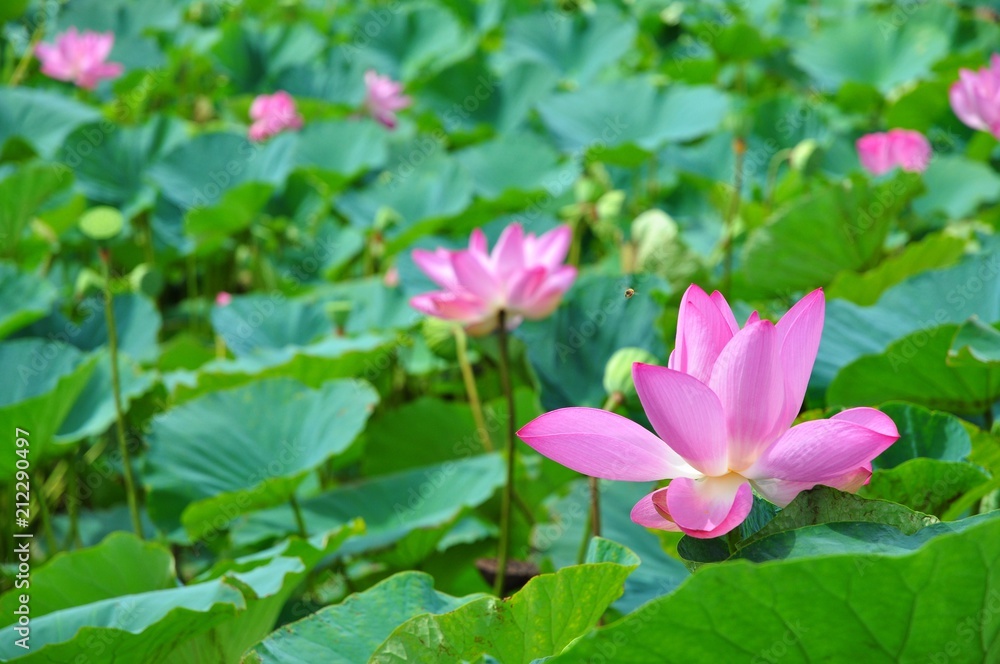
[364,70,411,129]
[410,223,577,336]
[856,130,931,175]
[950,54,1000,138]
[518,285,899,539]
[34,28,123,89]
[248,91,303,142]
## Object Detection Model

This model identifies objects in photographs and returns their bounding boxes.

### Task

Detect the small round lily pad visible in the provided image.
[80,206,124,241]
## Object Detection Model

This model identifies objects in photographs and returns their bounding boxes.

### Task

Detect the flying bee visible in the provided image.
[624,288,635,299]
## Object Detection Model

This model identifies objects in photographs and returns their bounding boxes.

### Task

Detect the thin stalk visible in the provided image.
[985,406,995,432]
[35,470,58,555]
[454,326,493,451]
[102,249,144,539]
[493,310,516,597]
[65,456,81,550]
[8,20,46,87]
[289,494,308,538]
[577,392,622,563]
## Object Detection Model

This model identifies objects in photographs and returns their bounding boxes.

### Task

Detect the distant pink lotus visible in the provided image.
[248,91,303,142]
[35,28,123,89]
[856,129,931,175]
[364,70,411,129]
[215,292,232,306]
[518,285,899,539]
[410,222,577,336]
[950,54,1000,138]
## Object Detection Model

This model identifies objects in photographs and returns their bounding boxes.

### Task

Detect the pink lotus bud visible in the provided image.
[35,28,123,89]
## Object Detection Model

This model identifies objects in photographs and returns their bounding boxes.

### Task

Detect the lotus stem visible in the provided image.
[102,249,144,539]
[289,494,308,538]
[36,469,58,555]
[454,326,493,452]
[493,309,516,596]
[577,392,623,563]
[722,135,746,299]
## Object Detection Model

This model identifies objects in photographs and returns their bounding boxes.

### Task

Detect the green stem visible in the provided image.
[454,326,493,452]
[36,470,58,555]
[65,456,81,550]
[493,310,516,597]
[722,136,745,299]
[103,250,144,539]
[985,406,995,432]
[577,392,622,563]
[290,494,308,538]
[8,18,45,87]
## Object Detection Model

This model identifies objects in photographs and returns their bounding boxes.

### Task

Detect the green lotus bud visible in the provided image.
[324,301,353,331]
[596,190,626,220]
[422,317,459,360]
[73,267,104,297]
[631,209,678,269]
[574,178,599,203]
[603,347,660,402]
[79,206,123,241]
[789,138,821,173]
[128,263,164,298]
[374,206,402,232]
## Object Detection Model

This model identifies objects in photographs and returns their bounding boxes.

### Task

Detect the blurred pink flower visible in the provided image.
[364,70,411,129]
[383,266,400,288]
[215,292,232,306]
[856,130,931,175]
[248,91,303,142]
[518,285,899,539]
[410,222,577,336]
[34,28,123,89]
[950,54,1000,138]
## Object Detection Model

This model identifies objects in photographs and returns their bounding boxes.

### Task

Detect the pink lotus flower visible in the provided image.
[950,54,1000,138]
[856,130,931,175]
[364,70,411,129]
[410,223,577,336]
[34,28,123,89]
[215,292,232,306]
[248,91,303,142]
[518,285,899,539]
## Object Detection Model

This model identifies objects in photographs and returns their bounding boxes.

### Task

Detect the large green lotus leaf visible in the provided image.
[949,317,1000,367]
[739,174,921,297]
[537,79,729,161]
[874,402,972,469]
[495,6,637,84]
[166,334,394,404]
[550,515,1000,663]
[826,229,969,305]
[860,458,989,518]
[211,20,326,91]
[184,182,274,252]
[210,295,332,357]
[343,4,476,80]
[814,251,1000,393]
[0,88,100,158]
[56,350,158,443]
[55,0,182,36]
[517,272,669,410]
[149,132,296,209]
[790,11,951,93]
[0,162,72,258]
[231,454,504,553]
[454,132,580,202]
[828,324,1000,414]
[0,532,175,625]
[145,378,378,539]
[419,57,557,134]
[0,262,56,339]
[537,479,690,613]
[58,116,187,217]
[361,397,480,476]
[369,539,639,664]
[292,119,388,189]
[336,152,474,252]
[914,156,1000,220]
[0,341,97,479]
[242,571,482,664]
[0,528,348,664]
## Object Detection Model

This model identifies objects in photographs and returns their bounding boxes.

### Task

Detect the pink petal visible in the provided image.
[519,266,576,318]
[775,289,824,430]
[632,363,729,476]
[665,475,753,539]
[412,248,458,290]
[630,488,682,532]
[451,251,500,305]
[889,129,931,173]
[528,225,572,270]
[668,284,736,384]
[507,266,547,311]
[744,416,899,484]
[709,320,785,471]
[468,228,488,256]
[409,292,486,324]
[856,133,894,175]
[491,223,525,279]
[517,407,699,481]
[830,407,899,436]
[710,290,740,334]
